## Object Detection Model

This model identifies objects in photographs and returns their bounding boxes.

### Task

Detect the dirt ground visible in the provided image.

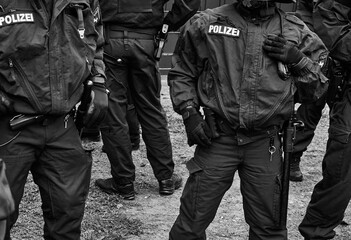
[11,77,351,240]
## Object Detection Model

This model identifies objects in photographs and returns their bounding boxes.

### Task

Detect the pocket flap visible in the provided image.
[329,126,350,144]
[186,158,202,174]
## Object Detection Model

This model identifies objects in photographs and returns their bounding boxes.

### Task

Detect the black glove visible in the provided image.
[263,34,304,65]
[0,90,14,114]
[84,78,108,128]
[182,107,211,147]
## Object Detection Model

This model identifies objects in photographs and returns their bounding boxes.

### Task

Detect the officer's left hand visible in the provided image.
[84,77,108,128]
[182,107,212,147]
[263,34,304,64]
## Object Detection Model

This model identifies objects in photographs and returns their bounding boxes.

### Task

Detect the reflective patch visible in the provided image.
[0,11,34,27]
[208,24,240,37]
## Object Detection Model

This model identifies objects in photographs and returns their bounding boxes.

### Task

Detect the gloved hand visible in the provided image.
[182,107,211,147]
[84,77,108,128]
[263,34,304,65]
[0,90,14,114]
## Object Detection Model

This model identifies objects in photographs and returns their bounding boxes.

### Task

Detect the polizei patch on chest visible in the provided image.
[0,11,34,27]
[208,25,240,37]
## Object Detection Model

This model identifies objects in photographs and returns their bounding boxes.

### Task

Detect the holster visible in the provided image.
[326,58,348,106]
[203,107,220,138]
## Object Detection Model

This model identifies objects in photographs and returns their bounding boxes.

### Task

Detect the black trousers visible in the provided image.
[170,133,287,240]
[293,95,328,159]
[299,88,351,239]
[100,29,174,185]
[0,114,92,240]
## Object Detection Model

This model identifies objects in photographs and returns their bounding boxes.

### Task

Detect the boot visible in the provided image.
[158,173,183,195]
[95,178,135,200]
[290,157,303,182]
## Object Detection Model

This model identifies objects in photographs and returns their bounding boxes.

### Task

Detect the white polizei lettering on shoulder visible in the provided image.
[0,12,34,27]
[208,24,240,37]
[218,25,225,34]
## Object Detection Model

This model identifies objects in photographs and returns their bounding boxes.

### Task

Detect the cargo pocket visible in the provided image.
[329,125,351,144]
[184,158,203,219]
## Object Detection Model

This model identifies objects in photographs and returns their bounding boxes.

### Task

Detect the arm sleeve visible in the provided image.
[163,0,201,31]
[167,14,204,113]
[285,15,329,103]
[313,0,351,65]
[90,0,106,79]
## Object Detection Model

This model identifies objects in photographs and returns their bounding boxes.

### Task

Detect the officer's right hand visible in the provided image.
[0,90,14,114]
[263,34,304,65]
[182,107,211,147]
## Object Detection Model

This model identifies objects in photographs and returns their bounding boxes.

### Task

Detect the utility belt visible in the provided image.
[216,118,279,138]
[104,25,158,40]
[204,107,280,143]
[8,110,75,131]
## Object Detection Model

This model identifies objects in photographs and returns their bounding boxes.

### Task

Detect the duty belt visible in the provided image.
[216,117,280,145]
[9,111,74,131]
[105,25,157,40]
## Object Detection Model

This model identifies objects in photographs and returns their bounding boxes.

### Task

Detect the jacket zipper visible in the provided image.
[9,58,43,112]
[212,73,233,125]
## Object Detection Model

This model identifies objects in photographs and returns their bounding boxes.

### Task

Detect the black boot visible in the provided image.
[95,178,135,200]
[290,157,303,182]
[159,173,183,195]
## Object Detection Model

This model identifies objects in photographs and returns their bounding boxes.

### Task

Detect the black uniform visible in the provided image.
[97,0,200,194]
[0,0,107,239]
[290,0,327,182]
[299,0,351,238]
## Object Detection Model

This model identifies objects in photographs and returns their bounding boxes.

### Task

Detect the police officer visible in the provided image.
[290,0,328,182]
[167,0,329,239]
[299,0,351,239]
[95,0,200,200]
[0,1,108,239]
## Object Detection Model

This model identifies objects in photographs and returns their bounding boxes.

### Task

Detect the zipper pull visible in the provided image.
[269,137,276,162]
[71,4,85,39]
[8,58,16,81]
[64,114,70,128]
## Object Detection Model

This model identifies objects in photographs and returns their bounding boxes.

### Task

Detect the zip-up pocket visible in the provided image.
[67,56,91,100]
[9,58,43,112]
[259,81,293,127]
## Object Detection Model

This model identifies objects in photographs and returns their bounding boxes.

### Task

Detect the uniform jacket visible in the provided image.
[99,0,200,32]
[313,0,351,66]
[0,0,105,115]
[168,3,329,131]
